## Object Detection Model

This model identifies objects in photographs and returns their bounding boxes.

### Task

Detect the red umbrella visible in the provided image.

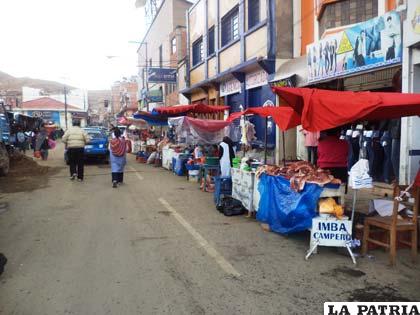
[272,87,420,131]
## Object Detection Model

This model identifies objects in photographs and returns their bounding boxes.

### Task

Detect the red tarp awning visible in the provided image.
[227,106,301,131]
[185,116,231,132]
[272,87,420,131]
[153,104,229,116]
[117,116,130,125]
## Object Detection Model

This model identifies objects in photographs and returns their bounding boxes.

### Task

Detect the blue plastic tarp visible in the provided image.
[256,174,323,235]
[132,111,168,126]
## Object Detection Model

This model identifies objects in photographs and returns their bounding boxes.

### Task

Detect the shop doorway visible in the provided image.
[247,87,276,148]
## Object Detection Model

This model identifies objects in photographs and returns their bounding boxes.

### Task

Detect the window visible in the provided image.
[221,7,239,47]
[159,45,163,68]
[208,27,215,55]
[171,37,177,54]
[165,83,176,95]
[248,0,260,29]
[319,0,377,36]
[192,37,203,66]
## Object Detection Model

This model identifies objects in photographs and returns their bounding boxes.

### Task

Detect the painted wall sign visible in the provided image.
[148,67,177,83]
[245,70,268,90]
[310,217,352,247]
[269,75,296,88]
[147,89,163,102]
[220,78,241,97]
[71,112,88,119]
[27,111,60,124]
[406,0,420,47]
[306,11,402,83]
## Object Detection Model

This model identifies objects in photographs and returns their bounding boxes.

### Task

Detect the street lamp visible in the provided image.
[64,85,68,129]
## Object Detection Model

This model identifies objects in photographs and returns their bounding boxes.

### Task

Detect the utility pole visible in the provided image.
[64,85,68,129]
[145,42,149,112]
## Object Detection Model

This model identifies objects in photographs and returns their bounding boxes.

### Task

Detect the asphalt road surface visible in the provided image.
[0,144,419,315]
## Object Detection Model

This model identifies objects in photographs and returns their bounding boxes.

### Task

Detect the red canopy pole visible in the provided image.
[264,117,268,164]
[282,131,286,166]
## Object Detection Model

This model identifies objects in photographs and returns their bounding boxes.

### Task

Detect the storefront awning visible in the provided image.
[152,104,229,117]
[227,106,301,131]
[272,87,420,131]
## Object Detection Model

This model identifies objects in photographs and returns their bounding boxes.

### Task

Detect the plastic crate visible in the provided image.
[173,157,188,176]
[213,176,232,205]
[186,164,200,171]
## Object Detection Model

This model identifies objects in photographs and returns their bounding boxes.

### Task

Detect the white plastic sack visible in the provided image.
[147,151,157,164]
[348,159,373,189]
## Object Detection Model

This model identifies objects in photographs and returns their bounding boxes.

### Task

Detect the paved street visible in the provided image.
[0,144,419,315]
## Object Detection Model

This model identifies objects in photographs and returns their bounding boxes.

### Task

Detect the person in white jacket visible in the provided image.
[62,120,90,181]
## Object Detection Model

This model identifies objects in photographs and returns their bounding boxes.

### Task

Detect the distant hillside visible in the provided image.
[0,71,75,94]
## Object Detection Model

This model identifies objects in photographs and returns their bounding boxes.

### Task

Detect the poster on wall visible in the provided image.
[406,0,420,47]
[306,11,402,83]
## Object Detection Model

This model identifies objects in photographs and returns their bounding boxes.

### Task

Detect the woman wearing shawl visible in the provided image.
[110,128,127,188]
[35,124,50,160]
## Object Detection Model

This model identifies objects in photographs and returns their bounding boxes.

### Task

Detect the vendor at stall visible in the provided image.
[317,128,349,183]
[194,145,204,159]
[219,136,235,177]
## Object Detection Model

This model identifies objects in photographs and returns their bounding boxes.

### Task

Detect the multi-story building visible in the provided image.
[401,0,420,185]
[111,78,139,118]
[268,0,406,181]
[87,90,111,126]
[180,0,294,157]
[14,97,88,128]
[137,0,192,111]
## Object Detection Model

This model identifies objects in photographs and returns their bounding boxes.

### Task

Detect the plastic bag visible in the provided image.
[34,151,41,159]
[348,158,372,189]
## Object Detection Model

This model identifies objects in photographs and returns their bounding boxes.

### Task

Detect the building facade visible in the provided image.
[111,78,139,118]
[137,0,192,111]
[87,90,111,126]
[401,0,420,184]
[181,0,293,152]
[266,0,406,180]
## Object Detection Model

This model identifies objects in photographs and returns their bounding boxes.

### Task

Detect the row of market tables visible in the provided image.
[159,147,355,263]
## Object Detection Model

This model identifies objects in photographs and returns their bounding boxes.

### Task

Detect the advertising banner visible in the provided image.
[245,70,268,90]
[147,89,163,103]
[306,11,402,83]
[406,0,420,47]
[220,78,241,97]
[147,67,177,83]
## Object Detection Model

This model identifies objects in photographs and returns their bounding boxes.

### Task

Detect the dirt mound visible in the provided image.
[9,153,50,176]
[0,153,60,193]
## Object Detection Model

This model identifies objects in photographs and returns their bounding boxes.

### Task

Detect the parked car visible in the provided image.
[65,128,109,164]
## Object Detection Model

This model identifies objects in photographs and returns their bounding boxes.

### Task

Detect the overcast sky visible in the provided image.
[0,0,145,90]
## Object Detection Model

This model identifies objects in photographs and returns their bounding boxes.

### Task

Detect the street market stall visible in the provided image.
[270,87,420,264]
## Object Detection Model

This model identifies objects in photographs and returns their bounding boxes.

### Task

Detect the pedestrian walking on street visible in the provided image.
[62,120,90,181]
[16,127,27,154]
[35,124,50,160]
[110,128,128,188]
